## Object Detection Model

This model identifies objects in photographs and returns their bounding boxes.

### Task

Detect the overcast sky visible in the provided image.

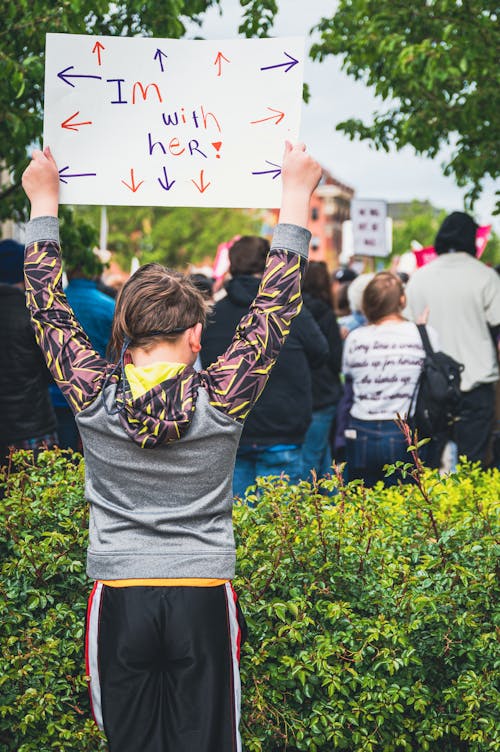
[186,0,498,230]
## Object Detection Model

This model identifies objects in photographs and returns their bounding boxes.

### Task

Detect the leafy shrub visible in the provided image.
[0,449,498,751]
[0,451,105,751]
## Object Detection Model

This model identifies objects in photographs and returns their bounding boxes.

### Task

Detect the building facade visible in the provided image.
[265,167,355,270]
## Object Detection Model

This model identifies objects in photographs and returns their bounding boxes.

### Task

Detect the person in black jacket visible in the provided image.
[0,239,58,466]
[201,235,328,498]
[301,262,343,479]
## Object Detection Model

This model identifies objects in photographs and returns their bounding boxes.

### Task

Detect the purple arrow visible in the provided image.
[57,66,102,88]
[251,161,281,180]
[157,167,176,191]
[59,166,97,184]
[260,52,299,73]
[154,49,168,73]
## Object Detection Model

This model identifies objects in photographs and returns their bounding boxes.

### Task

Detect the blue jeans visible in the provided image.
[345,417,410,487]
[233,446,302,499]
[302,405,337,479]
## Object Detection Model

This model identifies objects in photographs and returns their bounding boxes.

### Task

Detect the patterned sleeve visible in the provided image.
[202,223,310,422]
[24,217,109,415]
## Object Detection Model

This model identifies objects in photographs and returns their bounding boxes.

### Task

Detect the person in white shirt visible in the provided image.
[342,271,439,486]
[406,212,500,467]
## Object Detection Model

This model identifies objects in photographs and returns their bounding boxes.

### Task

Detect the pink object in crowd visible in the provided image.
[413,225,492,267]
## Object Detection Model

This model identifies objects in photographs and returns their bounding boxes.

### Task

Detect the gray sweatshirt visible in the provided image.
[24,216,310,580]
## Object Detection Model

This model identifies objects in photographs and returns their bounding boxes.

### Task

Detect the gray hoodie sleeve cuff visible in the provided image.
[24,216,60,248]
[270,223,311,260]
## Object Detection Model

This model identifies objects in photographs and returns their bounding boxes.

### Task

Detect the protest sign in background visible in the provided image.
[350,199,389,257]
[43,33,305,208]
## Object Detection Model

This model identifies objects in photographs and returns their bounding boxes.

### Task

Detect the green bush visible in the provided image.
[0,451,105,752]
[0,450,499,751]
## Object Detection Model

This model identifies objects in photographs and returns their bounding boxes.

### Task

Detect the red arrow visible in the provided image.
[121,169,144,193]
[61,111,93,132]
[191,170,211,193]
[250,107,285,126]
[214,52,230,77]
[92,41,105,66]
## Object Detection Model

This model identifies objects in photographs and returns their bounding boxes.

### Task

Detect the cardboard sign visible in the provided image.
[350,199,389,257]
[43,33,305,208]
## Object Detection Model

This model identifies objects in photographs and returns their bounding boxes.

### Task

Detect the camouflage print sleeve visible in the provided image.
[202,223,310,422]
[24,218,109,415]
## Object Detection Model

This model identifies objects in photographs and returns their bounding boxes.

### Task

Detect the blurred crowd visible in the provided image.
[1,210,500,490]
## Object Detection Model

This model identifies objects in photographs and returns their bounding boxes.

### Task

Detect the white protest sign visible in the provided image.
[350,199,389,257]
[43,33,305,209]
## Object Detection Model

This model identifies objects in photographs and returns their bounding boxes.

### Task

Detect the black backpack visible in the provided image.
[409,324,464,437]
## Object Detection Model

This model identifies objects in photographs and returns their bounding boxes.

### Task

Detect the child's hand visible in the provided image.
[281,140,322,197]
[22,146,59,219]
[278,141,322,228]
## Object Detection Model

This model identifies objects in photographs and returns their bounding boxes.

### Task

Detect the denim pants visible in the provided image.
[232,445,302,499]
[302,404,337,479]
[345,417,410,487]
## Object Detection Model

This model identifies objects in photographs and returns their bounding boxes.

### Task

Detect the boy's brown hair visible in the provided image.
[362,271,405,324]
[108,263,210,358]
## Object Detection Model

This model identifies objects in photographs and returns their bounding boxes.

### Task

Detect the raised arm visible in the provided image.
[203,142,322,421]
[22,148,109,414]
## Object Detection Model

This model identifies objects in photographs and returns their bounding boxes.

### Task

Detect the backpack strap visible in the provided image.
[416,323,434,356]
[408,324,432,424]
[408,376,419,422]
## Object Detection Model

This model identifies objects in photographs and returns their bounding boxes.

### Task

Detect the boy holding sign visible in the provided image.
[22,141,321,752]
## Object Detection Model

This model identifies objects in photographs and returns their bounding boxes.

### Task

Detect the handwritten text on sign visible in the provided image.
[351,199,389,257]
[43,33,305,208]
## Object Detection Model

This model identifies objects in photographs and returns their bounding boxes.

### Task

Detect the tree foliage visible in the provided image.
[76,204,262,270]
[390,201,446,258]
[0,0,221,221]
[0,0,268,268]
[310,0,499,212]
[2,0,498,223]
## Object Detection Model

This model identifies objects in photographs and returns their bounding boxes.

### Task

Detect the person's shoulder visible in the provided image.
[0,284,24,301]
[0,285,30,322]
[406,321,440,349]
[398,320,426,343]
[93,286,116,308]
[294,303,323,332]
[471,256,500,281]
[344,323,369,344]
[206,294,237,324]
[400,319,421,328]
[212,294,233,312]
[450,255,500,292]
[303,293,329,317]
[408,258,444,283]
[316,300,336,326]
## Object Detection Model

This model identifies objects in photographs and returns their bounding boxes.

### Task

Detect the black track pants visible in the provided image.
[85,583,245,752]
